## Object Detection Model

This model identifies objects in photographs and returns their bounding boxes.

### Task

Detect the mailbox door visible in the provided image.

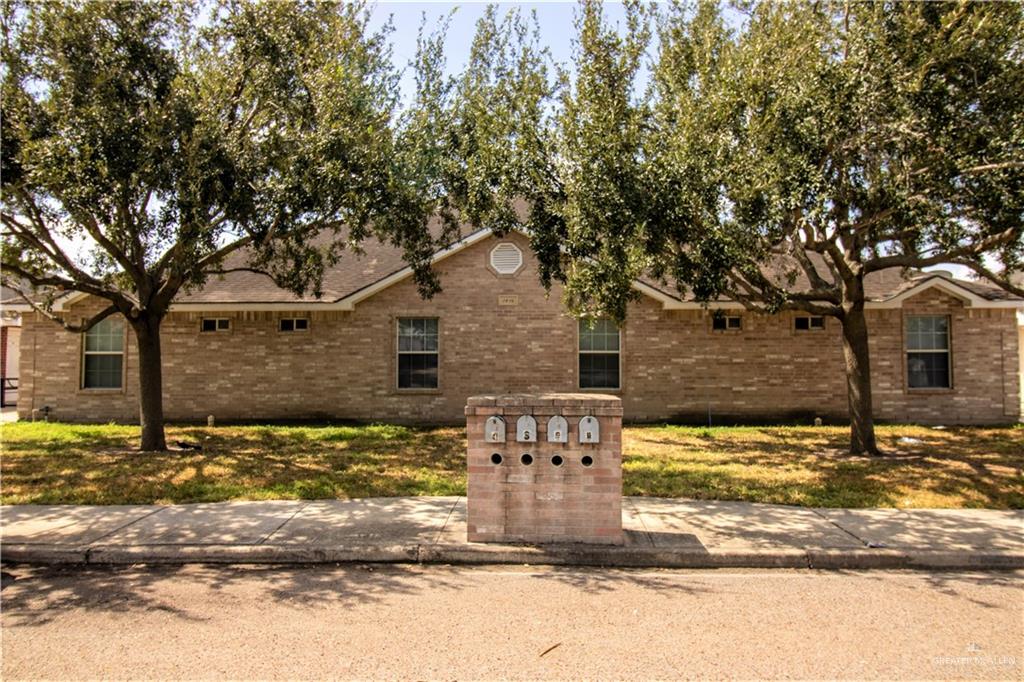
[484,416,506,443]
[546,416,568,443]
[516,415,537,442]
[578,416,600,443]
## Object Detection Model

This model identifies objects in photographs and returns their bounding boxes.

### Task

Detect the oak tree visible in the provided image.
[1,0,451,450]
[444,1,1023,455]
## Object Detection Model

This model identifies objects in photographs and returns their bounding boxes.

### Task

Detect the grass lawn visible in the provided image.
[1,421,1021,508]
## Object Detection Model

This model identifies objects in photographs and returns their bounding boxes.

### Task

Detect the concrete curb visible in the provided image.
[1,544,90,564]
[4,542,1022,570]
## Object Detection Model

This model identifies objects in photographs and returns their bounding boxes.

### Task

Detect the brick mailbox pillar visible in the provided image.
[465,393,623,545]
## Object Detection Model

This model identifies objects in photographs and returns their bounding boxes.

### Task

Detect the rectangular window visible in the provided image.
[712,315,742,331]
[397,318,439,389]
[82,317,124,389]
[579,318,620,389]
[907,315,951,389]
[201,318,230,332]
[795,316,825,331]
[279,318,309,332]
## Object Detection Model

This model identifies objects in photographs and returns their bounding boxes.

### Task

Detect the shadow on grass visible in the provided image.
[2,422,1020,508]
[0,423,467,505]
[623,425,1023,509]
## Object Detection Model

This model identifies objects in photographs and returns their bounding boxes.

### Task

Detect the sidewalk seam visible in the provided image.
[432,497,461,546]
[625,498,655,548]
[82,506,167,546]
[256,502,311,545]
[810,508,869,547]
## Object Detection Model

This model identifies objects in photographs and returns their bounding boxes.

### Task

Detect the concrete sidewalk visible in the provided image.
[2,497,1021,569]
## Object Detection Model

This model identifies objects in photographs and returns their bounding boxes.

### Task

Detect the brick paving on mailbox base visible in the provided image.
[2,497,1021,570]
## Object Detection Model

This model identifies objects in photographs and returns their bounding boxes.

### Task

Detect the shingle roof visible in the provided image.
[5,227,1022,309]
[184,228,1022,305]
[178,219,477,304]
[638,254,1021,304]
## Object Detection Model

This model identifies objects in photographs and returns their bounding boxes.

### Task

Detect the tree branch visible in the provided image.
[15,294,121,333]
[0,260,129,305]
[863,227,1021,273]
[949,259,1024,299]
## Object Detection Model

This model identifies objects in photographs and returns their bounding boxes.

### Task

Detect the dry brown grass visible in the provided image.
[1,421,1020,508]
[624,424,1024,508]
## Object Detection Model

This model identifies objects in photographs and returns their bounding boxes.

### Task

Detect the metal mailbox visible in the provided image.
[516,415,537,442]
[579,416,600,443]
[546,415,568,443]
[484,415,506,443]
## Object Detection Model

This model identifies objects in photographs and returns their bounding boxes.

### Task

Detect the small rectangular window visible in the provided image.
[795,316,825,331]
[83,317,125,389]
[397,318,439,389]
[280,318,309,332]
[201,318,230,332]
[907,315,951,389]
[579,318,620,389]
[712,315,742,331]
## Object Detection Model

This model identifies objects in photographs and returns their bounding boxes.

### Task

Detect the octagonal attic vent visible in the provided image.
[490,242,523,275]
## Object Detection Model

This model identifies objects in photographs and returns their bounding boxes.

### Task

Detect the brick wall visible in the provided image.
[17,231,1023,425]
[466,393,623,545]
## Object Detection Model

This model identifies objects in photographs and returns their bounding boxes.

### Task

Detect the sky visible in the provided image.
[366,1,638,106]
[363,1,971,278]
[41,1,976,279]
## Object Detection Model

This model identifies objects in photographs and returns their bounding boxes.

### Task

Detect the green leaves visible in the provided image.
[1,0,456,311]
[441,0,1022,320]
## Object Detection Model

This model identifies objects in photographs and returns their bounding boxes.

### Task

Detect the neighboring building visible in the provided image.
[0,285,23,408]
[10,228,1024,425]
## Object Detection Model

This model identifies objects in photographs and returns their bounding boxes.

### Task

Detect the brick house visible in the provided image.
[10,228,1024,425]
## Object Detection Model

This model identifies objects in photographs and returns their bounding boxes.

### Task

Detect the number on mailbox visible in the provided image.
[516,415,537,442]
[484,416,506,443]
[579,416,600,443]
[546,415,568,443]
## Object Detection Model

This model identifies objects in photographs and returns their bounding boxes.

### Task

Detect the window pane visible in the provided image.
[398,318,438,352]
[795,317,810,330]
[398,353,438,389]
[726,316,741,329]
[908,352,950,388]
[810,317,825,329]
[580,318,619,351]
[280,319,294,332]
[295,318,308,330]
[201,319,217,332]
[84,354,123,389]
[217,318,230,330]
[907,316,948,351]
[580,352,620,389]
[712,317,727,331]
[85,318,124,351]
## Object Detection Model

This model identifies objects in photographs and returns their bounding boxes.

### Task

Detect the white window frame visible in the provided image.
[81,318,125,390]
[578,318,621,390]
[906,314,952,390]
[795,315,825,331]
[712,315,742,331]
[200,318,230,333]
[396,317,440,390]
[279,317,309,333]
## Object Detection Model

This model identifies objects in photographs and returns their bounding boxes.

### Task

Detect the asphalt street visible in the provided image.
[1,564,1021,680]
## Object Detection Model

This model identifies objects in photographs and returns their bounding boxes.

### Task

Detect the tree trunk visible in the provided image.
[839,301,879,455]
[133,314,167,451]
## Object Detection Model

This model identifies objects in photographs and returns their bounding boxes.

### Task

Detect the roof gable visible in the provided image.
[11,226,1022,314]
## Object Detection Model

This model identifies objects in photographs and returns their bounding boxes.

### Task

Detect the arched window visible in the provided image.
[82,317,125,389]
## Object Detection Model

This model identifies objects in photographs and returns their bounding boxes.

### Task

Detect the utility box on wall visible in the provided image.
[465,393,623,545]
